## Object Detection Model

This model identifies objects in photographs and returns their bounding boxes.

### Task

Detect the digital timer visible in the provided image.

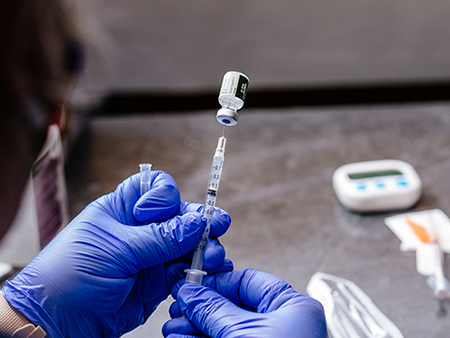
[332,159,422,213]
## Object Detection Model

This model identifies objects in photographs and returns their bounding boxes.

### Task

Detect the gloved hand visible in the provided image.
[2,171,232,338]
[163,268,328,338]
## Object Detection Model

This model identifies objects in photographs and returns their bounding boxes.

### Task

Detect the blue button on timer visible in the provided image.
[375,181,385,188]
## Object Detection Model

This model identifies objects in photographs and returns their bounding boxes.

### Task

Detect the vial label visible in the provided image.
[219,72,249,111]
[236,75,248,101]
[220,73,248,99]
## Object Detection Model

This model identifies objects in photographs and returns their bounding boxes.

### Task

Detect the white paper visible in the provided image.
[384,209,450,253]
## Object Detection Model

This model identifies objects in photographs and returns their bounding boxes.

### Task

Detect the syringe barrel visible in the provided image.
[431,242,448,300]
[185,137,226,284]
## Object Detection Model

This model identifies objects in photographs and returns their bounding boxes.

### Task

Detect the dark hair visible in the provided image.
[0,0,82,238]
[0,0,82,113]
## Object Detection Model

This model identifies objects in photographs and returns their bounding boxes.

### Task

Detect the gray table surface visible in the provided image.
[67,102,450,337]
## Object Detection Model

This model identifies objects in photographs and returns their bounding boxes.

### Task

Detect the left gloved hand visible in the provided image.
[164,269,328,338]
[2,171,232,338]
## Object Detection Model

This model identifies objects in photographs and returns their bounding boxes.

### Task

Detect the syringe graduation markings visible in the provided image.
[185,135,227,284]
[185,71,249,285]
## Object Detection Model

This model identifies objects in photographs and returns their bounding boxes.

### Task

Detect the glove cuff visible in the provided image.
[0,292,47,338]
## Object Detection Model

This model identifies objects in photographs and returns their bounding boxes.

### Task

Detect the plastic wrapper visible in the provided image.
[307,272,404,338]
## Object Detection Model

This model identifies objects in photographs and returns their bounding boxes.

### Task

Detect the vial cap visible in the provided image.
[216,108,238,126]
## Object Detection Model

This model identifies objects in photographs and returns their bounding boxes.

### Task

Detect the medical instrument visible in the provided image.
[139,163,152,196]
[307,272,404,338]
[406,217,450,300]
[185,71,249,285]
[332,159,422,213]
[184,136,227,284]
[384,209,450,253]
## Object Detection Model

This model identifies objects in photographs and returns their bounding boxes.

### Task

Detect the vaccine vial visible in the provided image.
[216,71,249,126]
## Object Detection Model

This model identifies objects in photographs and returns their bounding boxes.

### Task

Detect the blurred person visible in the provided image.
[0,1,231,337]
[0,0,327,337]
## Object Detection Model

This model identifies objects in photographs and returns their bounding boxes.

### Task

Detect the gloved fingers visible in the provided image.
[122,213,206,270]
[133,266,168,320]
[179,202,231,238]
[163,317,204,337]
[166,301,204,337]
[205,257,234,275]
[166,259,234,296]
[95,171,180,226]
[164,261,190,292]
[168,299,182,318]
[170,270,245,305]
[178,201,202,215]
[234,268,295,312]
[173,283,247,337]
[134,171,181,223]
[112,267,167,335]
[167,237,227,269]
[203,238,226,269]
[173,269,296,312]
[166,334,203,338]
[96,173,141,225]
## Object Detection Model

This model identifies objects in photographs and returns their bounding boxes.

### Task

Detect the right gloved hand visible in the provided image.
[164,268,328,338]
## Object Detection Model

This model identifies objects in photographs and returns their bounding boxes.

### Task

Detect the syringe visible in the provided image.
[185,135,227,284]
[185,71,249,285]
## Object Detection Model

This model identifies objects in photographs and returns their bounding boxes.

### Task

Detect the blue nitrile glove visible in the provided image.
[2,171,232,338]
[163,268,328,338]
